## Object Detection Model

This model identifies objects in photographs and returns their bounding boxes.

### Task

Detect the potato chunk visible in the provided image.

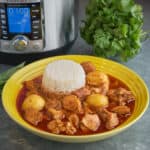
[86,94,109,107]
[22,94,45,111]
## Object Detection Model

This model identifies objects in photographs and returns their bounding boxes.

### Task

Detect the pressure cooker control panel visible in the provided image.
[0,0,43,53]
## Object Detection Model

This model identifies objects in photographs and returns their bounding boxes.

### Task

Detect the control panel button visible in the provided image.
[32,20,40,24]
[0,9,5,14]
[33,36,39,40]
[1,20,6,25]
[33,44,40,49]
[1,25,6,29]
[32,26,39,29]
[2,31,8,35]
[2,36,8,40]
[12,36,29,51]
[31,4,37,7]
[1,14,5,19]
[32,9,40,13]
[33,31,39,34]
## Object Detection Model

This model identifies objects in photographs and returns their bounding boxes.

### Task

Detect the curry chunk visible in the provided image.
[47,120,66,134]
[81,114,100,131]
[81,61,96,74]
[99,109,119,130]
[62,95,83,114]
[86,71,109,94]
[72,87,91,100]
[66,122,77,135]
[111,106,131,115]
[24,108,43,126]
[47,108,65,120]
[45,99,62,110]
[68,114,80,128]
[108,88,135,105]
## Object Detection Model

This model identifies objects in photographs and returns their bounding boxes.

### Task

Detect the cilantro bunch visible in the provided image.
[80,0,144,61]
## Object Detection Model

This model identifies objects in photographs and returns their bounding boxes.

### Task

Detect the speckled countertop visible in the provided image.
[0,0,150,150]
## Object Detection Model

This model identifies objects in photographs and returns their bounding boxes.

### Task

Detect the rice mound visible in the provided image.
[42,60,86,93]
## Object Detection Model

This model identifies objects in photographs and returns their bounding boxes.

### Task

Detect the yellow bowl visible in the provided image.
[2,55,149,143]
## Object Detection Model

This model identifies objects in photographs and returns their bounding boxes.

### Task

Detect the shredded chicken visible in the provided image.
[47,120,66,134]
[24,108,43,126]
[108,87,135,105]
[81,114,100,131]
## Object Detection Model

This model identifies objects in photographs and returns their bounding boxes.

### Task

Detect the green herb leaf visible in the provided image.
[0,62,25,95]
[80,0,144,61]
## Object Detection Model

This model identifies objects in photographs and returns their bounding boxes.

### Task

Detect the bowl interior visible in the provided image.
[2,55,149,143]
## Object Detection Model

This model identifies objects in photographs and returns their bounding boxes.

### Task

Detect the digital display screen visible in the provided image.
[7,7,31,33]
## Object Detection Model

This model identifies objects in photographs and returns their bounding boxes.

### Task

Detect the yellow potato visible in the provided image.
[86,94,109,107]
[86,71,109,86]
[22,94,45,111]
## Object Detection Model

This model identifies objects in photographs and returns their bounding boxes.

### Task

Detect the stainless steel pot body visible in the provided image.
[43,0,79,51]
[0,0,79,53]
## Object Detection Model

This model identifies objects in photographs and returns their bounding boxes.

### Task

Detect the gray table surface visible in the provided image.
[0,0,150,150]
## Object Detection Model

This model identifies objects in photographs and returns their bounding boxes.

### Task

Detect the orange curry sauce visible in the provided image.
[16,75,135,135]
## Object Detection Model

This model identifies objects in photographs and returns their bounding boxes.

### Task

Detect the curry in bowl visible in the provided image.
[16,60,135,135]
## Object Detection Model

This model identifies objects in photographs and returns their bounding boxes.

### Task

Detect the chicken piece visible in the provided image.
[86,71,109,94]
[47,120,66,134]
[24,80,35,91]
[24,80,39,95]
[24,108,43,126]
[68,114,80,128]
[62,95,83,114]
[108,88,135,105]
[45,99,62,110]
[81,114,100,131]
[66,122,77,135]
[83,102,94,114]
[72,87,91,100]
[111,106,131,115]
[90,83,109,95]
[98,109,119,130]
[105,113,119,130]
[81,61,96,74]
[47,108,65,120]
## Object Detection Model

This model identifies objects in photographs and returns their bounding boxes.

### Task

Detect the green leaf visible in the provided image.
[80,0,144,61]
[0,62,25,94]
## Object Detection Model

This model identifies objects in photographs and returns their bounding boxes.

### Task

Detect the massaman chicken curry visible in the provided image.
[17,61,135,135]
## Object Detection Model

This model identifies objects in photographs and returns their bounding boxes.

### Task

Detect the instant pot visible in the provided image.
[0,0,78,64]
